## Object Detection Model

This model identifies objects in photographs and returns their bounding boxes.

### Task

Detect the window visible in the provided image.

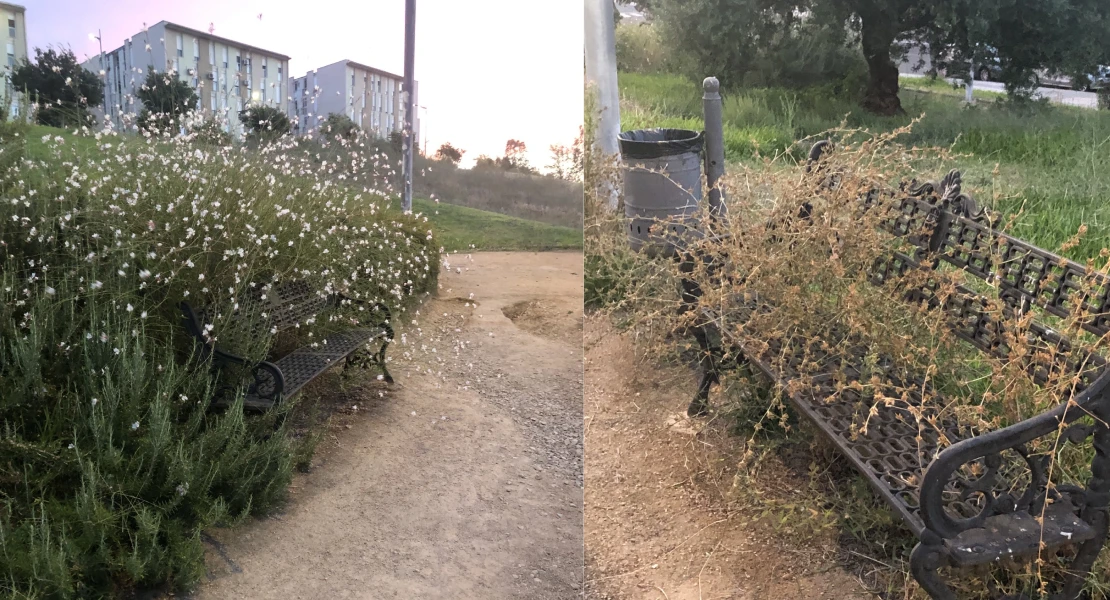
[7,17,13,38]
[246,57,251,74]
[176,34,183,57]
[6,42,12,68]
[235,55,242,71]
[209,42,215,65]
[277,66,282,81]
[351,73,355,88]
[222,47,228,68]
[262,64,267,78]
[193,39,199,62]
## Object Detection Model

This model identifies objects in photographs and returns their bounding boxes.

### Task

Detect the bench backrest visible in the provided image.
[866,172,1109,393]
[183,280,335,345]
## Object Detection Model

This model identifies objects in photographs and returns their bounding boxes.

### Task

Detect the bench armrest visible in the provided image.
[918,369,1110,539]
[179,301,285,403]
[335,295,394,340]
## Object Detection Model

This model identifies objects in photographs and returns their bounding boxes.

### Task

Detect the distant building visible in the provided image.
[81,21,291,138]
[1,2,27,119]
[291,59,417,143]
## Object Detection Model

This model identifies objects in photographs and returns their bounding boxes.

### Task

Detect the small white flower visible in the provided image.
[91,398,98,406]
[44,286,55,296]
[131,421,139,431]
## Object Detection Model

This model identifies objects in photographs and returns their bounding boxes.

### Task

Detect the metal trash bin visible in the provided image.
[618,128,705,257]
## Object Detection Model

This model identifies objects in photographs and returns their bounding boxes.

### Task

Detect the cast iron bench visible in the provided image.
[180,280,394,412]
[680,146,1110,599]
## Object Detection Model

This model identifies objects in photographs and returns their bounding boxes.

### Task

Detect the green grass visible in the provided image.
[416,198,581,251]
[24,125,581,253]
[619,72,1110,260]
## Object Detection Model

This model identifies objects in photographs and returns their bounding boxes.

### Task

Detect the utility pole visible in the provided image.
[401,0,416,213]
[585,0,621,211]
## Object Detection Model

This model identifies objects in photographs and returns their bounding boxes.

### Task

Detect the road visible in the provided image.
[899,45,1097,108]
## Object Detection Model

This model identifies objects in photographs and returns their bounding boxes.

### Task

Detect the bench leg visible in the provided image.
[688,324,718,417]
[1059,423,1110,599]
[376,339,394,384]
[910,533,957,600]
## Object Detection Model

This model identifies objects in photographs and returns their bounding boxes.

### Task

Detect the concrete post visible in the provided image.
[702,77,727,221]
[585,0,621,211]
[965,62,974,104]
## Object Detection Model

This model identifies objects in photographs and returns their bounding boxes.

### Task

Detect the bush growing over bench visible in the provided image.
[0,119,438,597]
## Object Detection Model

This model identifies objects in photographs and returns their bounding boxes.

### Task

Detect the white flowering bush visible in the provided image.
[0,117,438,597]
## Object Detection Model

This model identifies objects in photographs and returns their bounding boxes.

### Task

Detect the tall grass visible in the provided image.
[619,71,1110,260]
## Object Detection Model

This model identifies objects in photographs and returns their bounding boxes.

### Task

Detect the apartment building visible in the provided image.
[1,2,27,119]
[291,59,417,143]
[82,21,290,138]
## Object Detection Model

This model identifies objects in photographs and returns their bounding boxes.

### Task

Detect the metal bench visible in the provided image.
[680,152,1110,599]
[180,280,394,412]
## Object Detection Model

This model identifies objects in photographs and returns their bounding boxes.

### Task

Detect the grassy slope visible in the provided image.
[414,197,580,251]
[26,125,581,253]
[619,72,1110,260]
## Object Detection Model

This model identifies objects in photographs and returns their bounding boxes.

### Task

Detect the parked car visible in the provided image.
[1082,65,1110,91]
[933,44,1001,81]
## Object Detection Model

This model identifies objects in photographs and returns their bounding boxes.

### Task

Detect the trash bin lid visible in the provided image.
[618,128,704,160]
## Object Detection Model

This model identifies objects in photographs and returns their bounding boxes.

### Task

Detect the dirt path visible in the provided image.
[584,315,875,600]
[193,251,584,599]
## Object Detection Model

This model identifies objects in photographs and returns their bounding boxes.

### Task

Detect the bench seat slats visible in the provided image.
[248,328,384,406]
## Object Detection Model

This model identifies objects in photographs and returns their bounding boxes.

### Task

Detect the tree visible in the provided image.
[651,0,1110,115]
[238,104,291,143]
[919,1,1110,99]
[136,67,199,133]
[473,154,499,171]
[11,46,103,127]
[321,113,359,140]
[502,139,534,173]
[434,142,465,166]
[547,127,584,181]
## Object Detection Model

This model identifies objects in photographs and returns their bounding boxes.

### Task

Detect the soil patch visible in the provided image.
[584,314,876,600]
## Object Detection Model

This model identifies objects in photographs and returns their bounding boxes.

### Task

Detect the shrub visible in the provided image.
[239,104,292,143]
[136,68,200,135]
[0,118,437,597]
[615,22,680,75]
[321,113,360,141]
[1099,88,1110,111]
[186,115,233,147]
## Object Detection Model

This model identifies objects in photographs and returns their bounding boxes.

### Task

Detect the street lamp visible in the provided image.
[89,30,109,126]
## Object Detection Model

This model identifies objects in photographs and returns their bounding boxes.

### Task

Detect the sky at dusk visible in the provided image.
[23,0,583,170]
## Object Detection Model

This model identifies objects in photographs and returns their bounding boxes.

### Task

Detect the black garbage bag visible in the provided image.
[618,128,705,160]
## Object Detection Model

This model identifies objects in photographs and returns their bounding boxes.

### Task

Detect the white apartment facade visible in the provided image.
[1,2,27,119]
[82,21,290,138]
[291,59,417,143]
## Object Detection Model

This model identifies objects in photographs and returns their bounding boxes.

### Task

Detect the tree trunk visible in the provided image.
[859,8,905,116]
